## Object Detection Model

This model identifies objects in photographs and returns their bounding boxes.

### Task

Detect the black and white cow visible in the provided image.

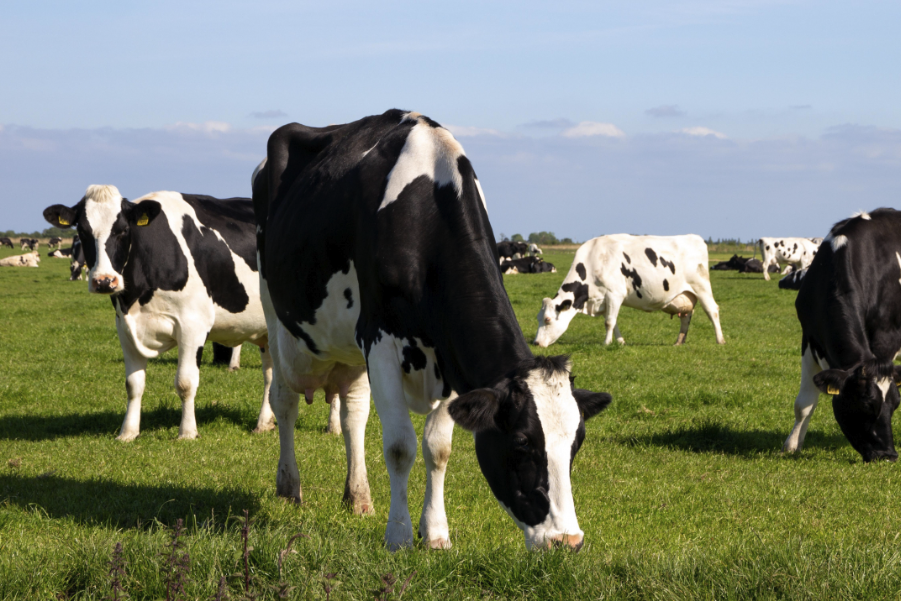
[497,240,529,263]
[20,238,38,251]
[253,109,611,551]
[48,236,63,249]
[758,237,821,281]
[535,235,725,347]
[0,237,13,249]
[501,256,557,274]
[44,185,274,440]
[48,247,73,258]
[69,235,87,280]
[784,210,901,462]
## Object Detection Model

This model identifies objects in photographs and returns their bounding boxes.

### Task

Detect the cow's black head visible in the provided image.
[448,355,611,549]
[43,185,162,294]
[814,362,901,462]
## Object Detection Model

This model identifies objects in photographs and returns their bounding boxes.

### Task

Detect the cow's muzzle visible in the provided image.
[91,276,120,294]
[547,533,584,552]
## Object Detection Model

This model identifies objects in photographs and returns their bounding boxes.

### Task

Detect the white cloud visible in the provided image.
[561,121,626,138]
[164,121,232,134]
[444,124,505,138]
[678,126,727,139]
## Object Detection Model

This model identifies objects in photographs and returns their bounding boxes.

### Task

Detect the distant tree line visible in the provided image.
[0,227,74,239]
[499,231,575,245]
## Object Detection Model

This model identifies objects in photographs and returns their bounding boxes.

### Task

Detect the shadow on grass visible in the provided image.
[619,421,848,457]
[0,473,259,529]
[0,404,250,441]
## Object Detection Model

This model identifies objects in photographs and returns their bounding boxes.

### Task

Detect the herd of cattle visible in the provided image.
[2,110,896,551]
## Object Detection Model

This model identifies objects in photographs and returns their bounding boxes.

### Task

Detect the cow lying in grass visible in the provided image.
[0,252,40,267]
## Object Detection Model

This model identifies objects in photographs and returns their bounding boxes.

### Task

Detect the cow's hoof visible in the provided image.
[425,537,452,550]
[252,422,276,434]
[326,424,342,435]
[385,540,414,553]
[177,431,199,440]
[116,431,139,442]
[352,502,374,516]
[227,366,240,373]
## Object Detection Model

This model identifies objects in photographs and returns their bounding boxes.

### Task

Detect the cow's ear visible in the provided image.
[43,205,77,228]
[448,388,501,432]
[124,200,162,227]
[813,369,851,395]
[573,388,612,420]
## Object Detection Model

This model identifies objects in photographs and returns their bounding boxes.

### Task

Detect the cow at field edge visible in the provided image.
[501,256,557,274]
[253,109,611,551]
[784,209,901,462]
[49,236,63,249]
[48,247,73,258]
[44,185,275,440]
[535,235,725,347]
[0,237,13,249]
[69,235,87,280]
[497,240,529,263]
[758,237,821,281]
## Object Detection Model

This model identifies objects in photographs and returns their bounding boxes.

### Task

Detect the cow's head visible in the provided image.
[813,362,901,462]
[43,185,162,294]
[534,292,581,347]
[448,355,611,550]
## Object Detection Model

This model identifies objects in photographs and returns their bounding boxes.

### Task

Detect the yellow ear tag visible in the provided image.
[827,386,840,395]
[58,217,69,226]
[136,214,149,226]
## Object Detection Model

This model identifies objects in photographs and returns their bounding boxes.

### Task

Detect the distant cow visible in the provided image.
[48,247,73,258]
[784,209,901,462]
[0,237,12,248]
[535,234,725,347]
[501,256,557,274]
[44,185,274,440]
[758,237,821,281]
[712,255,779,273]
[0,251,40,267]
[778,268,807,290]
[497,240,529,263]
[739,258,780,274]
[528,243,543,256]
[48,236,63,249]
[69,235,87,280]
[19,238,38,251]
[254,110,610,551]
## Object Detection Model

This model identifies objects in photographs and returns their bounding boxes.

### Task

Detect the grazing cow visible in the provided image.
[19,238,35,250]
[497,240,529,263]
[0,237,13,248]
[43,185,275,440]
[535,234,725,347]
[778,268,807,290]
[253,109,611,551]
[0,251,40,267]
[501,256,557,274]
[69,235,87,280]
[48,236,63,249]
[758,237,821,281]
[784,209,901,462]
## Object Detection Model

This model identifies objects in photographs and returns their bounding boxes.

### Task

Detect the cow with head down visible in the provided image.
[535,234,725,347]
[44,185,274,440]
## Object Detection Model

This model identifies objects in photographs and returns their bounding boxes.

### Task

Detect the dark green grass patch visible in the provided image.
[1,246,899,599]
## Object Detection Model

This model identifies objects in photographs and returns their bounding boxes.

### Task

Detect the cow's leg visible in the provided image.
[272,374,303,502]
[674,312,692,345]
[327,392,342,434]
[784,346,823,453]
[368,340,418,551]
[419,398,455,549]
[118,343,148,442]
[782,264,793,275]
[604,295,625,345]
[692,284,725,345]
[174,340,204,439]
[253,345,275,433]
[229,344,242,371]
[763,259,773,281]
[340,369,372,514]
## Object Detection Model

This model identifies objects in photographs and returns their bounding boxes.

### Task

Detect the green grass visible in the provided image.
[1,247,899,600]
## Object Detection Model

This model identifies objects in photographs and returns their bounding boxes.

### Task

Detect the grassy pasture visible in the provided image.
[0,246,899,600]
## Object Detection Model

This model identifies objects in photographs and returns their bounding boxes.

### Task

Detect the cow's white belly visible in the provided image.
[620,281,692,313]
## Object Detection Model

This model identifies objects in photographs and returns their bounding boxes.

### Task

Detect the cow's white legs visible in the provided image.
[340,370,373,514]
[763,259,773,281]
[229,344,242,371]
[253,345,276,433]
[604,295,625,345]
[782,264,794,275]
[784,346,823,453]
[368,340,418,551]
[271,374,302,502]
[419,398,455,549]
[174,341,203,439]
[118,344,148,442]
[327,393,342,434]
[692,283,726,344]
[674,312,692,346]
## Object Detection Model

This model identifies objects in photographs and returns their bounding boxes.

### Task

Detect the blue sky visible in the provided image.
[2,0,900,240]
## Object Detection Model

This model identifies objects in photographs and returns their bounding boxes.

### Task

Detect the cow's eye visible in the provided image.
[513,436,529,449]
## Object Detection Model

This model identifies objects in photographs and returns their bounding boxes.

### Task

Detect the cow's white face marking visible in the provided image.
[535,296,578,348]
[512,368,583,549]
[829,234,848,251]
[877,377,893,403]
[83,185,126,293]
[378,117,465,212]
